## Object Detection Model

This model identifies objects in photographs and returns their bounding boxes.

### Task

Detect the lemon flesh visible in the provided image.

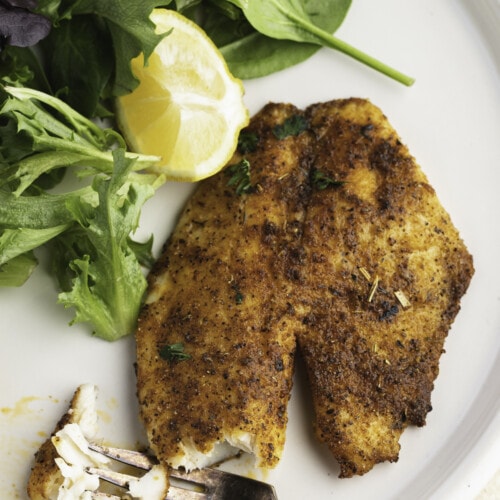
[116,9,249,182]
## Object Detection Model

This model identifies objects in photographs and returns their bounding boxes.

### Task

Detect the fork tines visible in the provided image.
[88,443,278,500]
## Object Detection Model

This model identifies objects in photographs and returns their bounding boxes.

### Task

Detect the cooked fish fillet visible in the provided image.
[27,384,98,499]
[135,98,473,477]
[294,100,474,477]
[27,384,169,499]
[136,103,306,470]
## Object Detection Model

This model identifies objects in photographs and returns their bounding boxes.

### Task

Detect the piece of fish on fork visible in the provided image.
[88,443,278,500]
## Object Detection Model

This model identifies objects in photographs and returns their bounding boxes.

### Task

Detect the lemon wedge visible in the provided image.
[116,9,249,182]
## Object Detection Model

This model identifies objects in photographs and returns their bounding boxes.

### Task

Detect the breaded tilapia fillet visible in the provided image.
[294,100,474,476]
[136,103,306,470]
[135,99,473,477]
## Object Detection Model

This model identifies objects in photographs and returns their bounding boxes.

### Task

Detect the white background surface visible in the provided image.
[1,0,499,498]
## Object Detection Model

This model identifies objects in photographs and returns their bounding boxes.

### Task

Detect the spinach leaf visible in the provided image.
[198,1,253,48]
[173,0,201,15]
[35,0,168,116]
[187,0,352,79]
[66,0,168,96]
[231,0,414,85]
[40,15,113,117]
[220,30,324,80]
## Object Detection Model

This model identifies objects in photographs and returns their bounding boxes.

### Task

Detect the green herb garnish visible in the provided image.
[227,158,253,195]
[237,131,259,154]
[230,281,245,304]
[311,169,345,190]
[159,343,191,362]
[273,115,308,140]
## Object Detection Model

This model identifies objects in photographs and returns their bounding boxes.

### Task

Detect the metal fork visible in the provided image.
[87,443,278,500]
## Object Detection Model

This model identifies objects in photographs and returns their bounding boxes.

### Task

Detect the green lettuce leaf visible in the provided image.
[56,149,155,340]
[0,253,38,286]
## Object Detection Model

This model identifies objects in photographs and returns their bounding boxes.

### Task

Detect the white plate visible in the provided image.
[1,0,499,498]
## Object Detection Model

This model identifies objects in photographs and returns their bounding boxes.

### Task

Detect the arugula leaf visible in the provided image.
[0,224,67,286]
[0,186,95,229]
[0,85,160,192]
[230,0,414,85]
[0,225,68,265]
[56,149,155,340]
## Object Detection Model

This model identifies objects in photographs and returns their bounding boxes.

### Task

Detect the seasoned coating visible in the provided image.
[136,103,307,469]
[294,100,474,476]
[135,99,474,477]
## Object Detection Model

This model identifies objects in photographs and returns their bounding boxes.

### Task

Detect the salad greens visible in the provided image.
[37,0,169,116]
[202,0,351,80]
[0,1,51,49]
[0,84,162,340]
[0,0,168,117]
[0,0,414,340]
[174,0,414,85]
[0,0,167,340]
[55,149,157,342]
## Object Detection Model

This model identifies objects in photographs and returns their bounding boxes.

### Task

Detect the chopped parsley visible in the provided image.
[227,158,253,195]
[273,114,308,140]
[159,342,191,362]
[238,131,259,154]
[311,169,345,190]
[232,284,244,304]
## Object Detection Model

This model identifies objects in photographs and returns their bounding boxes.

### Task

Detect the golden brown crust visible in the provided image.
[292,99,474,476]
[135,99,474,477]
[136,103,306,469]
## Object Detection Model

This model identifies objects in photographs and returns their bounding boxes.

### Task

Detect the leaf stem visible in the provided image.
[315,30,414,86]
[296,16,415,86]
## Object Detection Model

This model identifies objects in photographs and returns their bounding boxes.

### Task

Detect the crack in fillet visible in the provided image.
[135,99,474,477]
